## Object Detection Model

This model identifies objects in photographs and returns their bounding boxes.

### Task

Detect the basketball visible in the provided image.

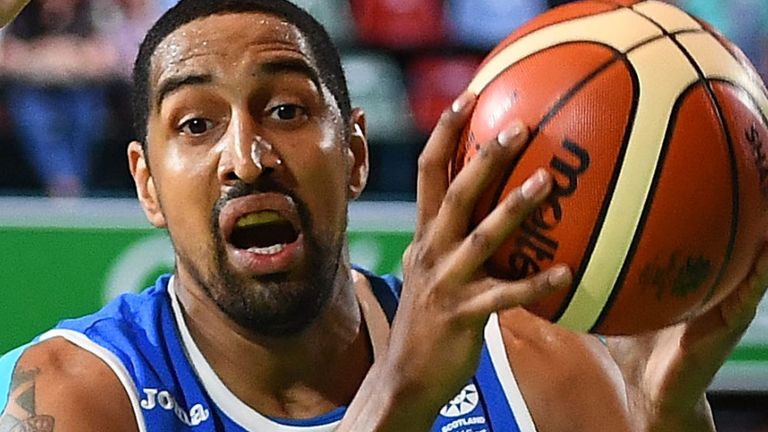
[453,0,768,334]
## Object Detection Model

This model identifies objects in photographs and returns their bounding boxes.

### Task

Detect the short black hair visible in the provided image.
[132,0,351,144]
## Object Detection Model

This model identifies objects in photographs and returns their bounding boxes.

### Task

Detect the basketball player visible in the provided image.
[1,1,767,431]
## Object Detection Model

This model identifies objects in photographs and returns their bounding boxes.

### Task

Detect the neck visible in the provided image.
[173,262,372,419]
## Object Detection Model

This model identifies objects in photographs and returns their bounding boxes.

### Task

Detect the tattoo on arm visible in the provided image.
[0,415,22,432]
[0,367,55,432]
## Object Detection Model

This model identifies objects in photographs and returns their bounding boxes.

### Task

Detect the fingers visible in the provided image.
[432,121,530,241]
[680,241,768,350]
[463,265,572,316]
[415,91,476,235]
[720,242,768,330]
[446,169,552,272]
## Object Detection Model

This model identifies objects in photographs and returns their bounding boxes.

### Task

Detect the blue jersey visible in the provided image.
[0,270,537,431]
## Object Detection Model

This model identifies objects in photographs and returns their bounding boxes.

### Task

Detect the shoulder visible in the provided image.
[497,309,634,431]
[57,275,171,338]
[353,266,402,319]
[0,337,138,431]
[353,266,402,293]
[0,278,172,431]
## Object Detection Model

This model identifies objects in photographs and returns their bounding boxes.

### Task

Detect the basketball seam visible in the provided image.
[588,82,694,332]
[486,51,621,319]
[488,31,677,208]
[628,1,671,35]
[584,8,719,330]
[699,84,739,305]
[622,0,740,310]
[481,39,663,322]
[588,0,633,8]
[666,32,740,307]
[551,54,642,323]
[488,43,622,208]
[625,1,708,45]
[591,28,745,330]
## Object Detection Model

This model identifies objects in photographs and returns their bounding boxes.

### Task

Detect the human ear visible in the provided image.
[347,108,370,200]
[128,141,167,228]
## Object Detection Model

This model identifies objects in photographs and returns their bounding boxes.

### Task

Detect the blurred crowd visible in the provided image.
[0,0,175,197]
[0,0,766,198]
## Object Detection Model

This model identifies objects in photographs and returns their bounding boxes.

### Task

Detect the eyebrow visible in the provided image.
[152,59,324,112]
[258,58,323,93]
[154,73,212,112]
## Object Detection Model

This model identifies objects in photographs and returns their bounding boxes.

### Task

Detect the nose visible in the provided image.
[219,121,282,185]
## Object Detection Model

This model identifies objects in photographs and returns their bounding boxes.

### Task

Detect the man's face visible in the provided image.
[134,12,366,336]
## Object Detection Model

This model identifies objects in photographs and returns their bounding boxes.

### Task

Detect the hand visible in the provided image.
[339,92,572,431]
[607,241,768,431]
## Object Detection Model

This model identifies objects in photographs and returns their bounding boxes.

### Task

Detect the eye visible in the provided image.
[268,104,308,121]
[179,118,213,135]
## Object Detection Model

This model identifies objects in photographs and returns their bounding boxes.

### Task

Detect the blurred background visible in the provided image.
[0,0,765,200]
[0,0,767,430]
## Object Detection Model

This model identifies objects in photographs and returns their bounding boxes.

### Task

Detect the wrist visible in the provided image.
[644,394,714,432]
[339,360,442,432]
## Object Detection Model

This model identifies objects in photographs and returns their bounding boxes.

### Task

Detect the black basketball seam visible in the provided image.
[623,0,727,60]
[588,0,633,8]
[514,0,625,45]
[470,4,707,326]
[588,83,696,332]
[486,34,670,209]
[586,0,738,331]
[488,43,621,207]
[478,41,653,321]
[697,81,747,305]
[668,35,740,307]
[625,0,738,307]
[590,33,743,331]
[485,50,619,319]
[626,0,705,38]
[551,54,642,323]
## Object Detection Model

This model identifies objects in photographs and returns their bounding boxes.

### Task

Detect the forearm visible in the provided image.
[337,361,440,432]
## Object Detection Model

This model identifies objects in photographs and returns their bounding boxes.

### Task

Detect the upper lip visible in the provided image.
[218,193,302,246]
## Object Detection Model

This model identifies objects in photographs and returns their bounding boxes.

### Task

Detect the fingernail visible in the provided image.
[497,122,525,147]
[451,91,475,113]
[521,168,549,199]
[548,265,572,288]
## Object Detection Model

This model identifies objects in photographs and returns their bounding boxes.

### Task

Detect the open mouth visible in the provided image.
[229,210,300,254]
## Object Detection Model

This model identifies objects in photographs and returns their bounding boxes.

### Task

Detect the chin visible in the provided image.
[210,267,335,337]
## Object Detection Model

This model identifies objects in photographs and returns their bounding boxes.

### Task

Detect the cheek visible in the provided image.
[294,147,349,229]
[281,123,347,186]
[152,146,222,244]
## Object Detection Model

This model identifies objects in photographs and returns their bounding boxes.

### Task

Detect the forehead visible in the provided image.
[149,12,316,91]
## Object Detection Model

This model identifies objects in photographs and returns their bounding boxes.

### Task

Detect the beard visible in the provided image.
[176,180,345,337]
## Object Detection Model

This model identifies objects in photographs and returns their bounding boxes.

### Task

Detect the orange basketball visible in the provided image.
[453,0,768,334]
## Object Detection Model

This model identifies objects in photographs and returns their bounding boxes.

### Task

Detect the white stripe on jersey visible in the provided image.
[38,329,148,432]
[169,278,341,432]
[484,313,538,432]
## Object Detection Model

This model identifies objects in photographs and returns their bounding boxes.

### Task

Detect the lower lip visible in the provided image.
[227,234,305,275]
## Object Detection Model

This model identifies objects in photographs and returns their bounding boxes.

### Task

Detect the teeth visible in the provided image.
[247,243,286,255]
[236,211,283,228]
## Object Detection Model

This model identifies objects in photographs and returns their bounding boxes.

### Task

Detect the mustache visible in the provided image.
[211,178,310,229]
[220,177,296,203]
